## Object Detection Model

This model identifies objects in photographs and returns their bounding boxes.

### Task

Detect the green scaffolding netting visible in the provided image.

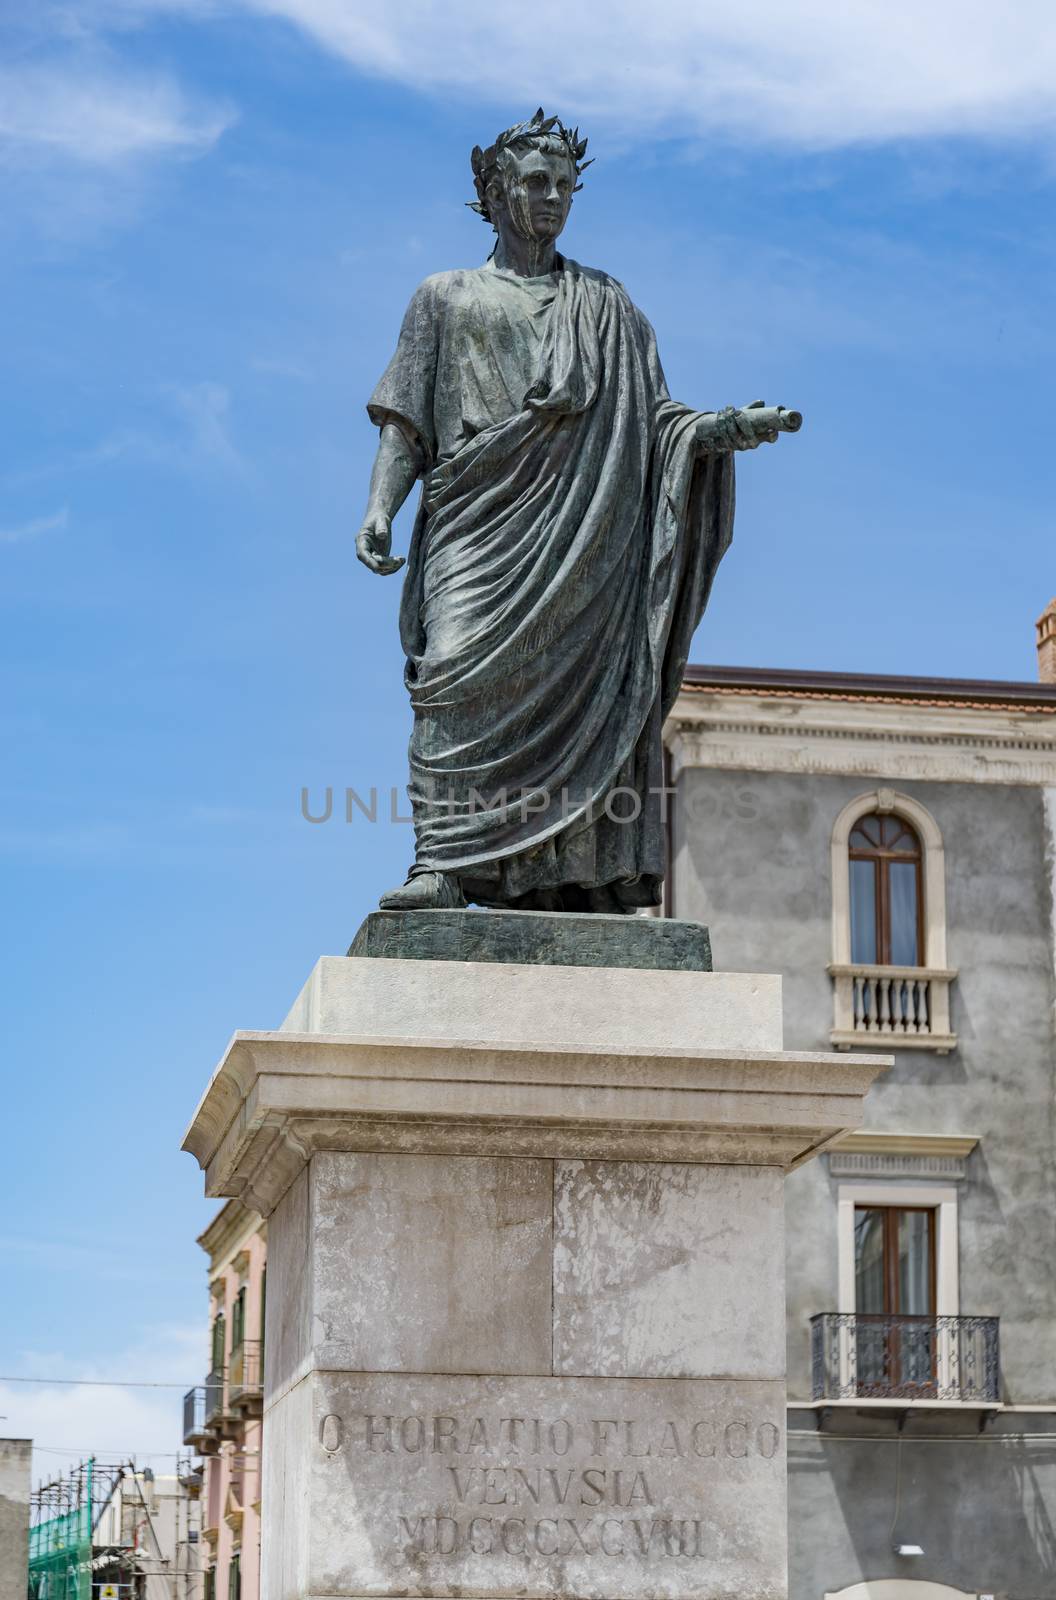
[29,1463,94,1600]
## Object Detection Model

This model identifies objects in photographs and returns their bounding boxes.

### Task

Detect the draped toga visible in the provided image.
[368,255,734,911]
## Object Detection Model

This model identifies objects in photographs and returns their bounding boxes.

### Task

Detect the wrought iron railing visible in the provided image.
[811,1313,999,1403]
[228,1340,262,1408]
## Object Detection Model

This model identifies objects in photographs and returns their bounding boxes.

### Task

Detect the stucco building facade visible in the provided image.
[664,602,1056,1600]
[0,1439,31,1600]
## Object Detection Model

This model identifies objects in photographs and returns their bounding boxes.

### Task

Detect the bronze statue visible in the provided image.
[357,111,800,913]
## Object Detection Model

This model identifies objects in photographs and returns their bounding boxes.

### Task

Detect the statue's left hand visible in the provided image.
[721,401,779,450]
[737,399,780,446]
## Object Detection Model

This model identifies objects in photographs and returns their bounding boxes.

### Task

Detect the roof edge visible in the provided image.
[196,1196,262,1260]
[682,663,1056,708]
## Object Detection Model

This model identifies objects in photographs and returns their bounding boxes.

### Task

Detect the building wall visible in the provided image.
[0,1439,31,1600]
[788,1425,1056,1600]
[198,1204,267,1600]
[673,767,1056,1402]
[671,757,1056,1599]
[93,1470,203,1600]
[153,1472,205,1600]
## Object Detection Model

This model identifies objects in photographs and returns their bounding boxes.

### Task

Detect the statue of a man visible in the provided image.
[357,111,797,914]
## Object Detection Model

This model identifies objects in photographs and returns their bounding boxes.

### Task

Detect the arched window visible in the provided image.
[830,790,957,1052]
[849,812,923,967]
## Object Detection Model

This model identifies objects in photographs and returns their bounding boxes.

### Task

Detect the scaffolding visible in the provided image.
[29,1460,127,1600]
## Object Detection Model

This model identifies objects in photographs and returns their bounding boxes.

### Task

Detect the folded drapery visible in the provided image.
[368,257,734,909]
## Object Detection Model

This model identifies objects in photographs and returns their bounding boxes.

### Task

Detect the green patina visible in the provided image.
[347,909,712,972]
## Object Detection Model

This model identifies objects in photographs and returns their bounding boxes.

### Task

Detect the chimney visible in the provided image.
[1037,599,1056,684]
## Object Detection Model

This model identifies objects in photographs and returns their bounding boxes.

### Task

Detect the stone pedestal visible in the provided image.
[183,914,888,1600]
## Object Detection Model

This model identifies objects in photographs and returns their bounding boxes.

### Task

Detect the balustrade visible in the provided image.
[830,963,956,1053]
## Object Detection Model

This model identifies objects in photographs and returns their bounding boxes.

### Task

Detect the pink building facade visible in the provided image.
[184,1201,267,1600]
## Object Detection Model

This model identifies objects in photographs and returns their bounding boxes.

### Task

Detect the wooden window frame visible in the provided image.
[849,814,925,967]
[852,1201,939,1397]
[853,1203,937,1317]
[210,1311,225,1375]
[231,1286,246,1355]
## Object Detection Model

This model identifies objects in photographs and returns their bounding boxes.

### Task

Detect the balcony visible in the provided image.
[228,1340,263,1416]
[182,1386,218,1455]
[811,1313,999,1405]
[829,963,957,1054]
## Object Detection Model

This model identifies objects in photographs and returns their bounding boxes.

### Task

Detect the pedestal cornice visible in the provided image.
[183,1025,889,1216]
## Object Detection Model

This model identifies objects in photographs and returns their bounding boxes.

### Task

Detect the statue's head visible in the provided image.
[470,109,592,247]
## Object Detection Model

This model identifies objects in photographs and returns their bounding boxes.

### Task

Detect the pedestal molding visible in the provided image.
[183,1030,889,1214]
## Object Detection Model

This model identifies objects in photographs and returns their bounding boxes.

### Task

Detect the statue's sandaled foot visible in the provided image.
[378,871,465,911]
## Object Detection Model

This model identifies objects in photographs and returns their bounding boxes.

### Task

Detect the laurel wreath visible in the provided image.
[469,108,593,226]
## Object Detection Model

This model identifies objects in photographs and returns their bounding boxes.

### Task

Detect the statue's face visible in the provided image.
[492,145,575,244]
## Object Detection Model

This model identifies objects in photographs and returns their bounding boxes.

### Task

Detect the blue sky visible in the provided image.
[3,1,1056,1477]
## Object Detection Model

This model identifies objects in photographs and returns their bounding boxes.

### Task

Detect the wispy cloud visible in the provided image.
[0,61,233,167]
[251,356,312,382]
[167,381,246,471]
[75,381,247,478]
[14,0,1056,185]
[0,506,68,544]
[0,1235,181,1282]
[15,1,1056,163]
[139,0,1056,150]
[0,821,131,862]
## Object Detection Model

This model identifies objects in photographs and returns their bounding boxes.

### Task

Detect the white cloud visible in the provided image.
[0,1324,204,1483]
[167,381,246,471]
[0,62,232,166]
[21,0,1056,160]
[74,381,246,477]
[0,506,68,544]
[183,0,1056,148]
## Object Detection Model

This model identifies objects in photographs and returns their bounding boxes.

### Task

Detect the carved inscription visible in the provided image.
[309,1376,788,1598]
[396,1513,713,1558]
[333,1409,781,1563]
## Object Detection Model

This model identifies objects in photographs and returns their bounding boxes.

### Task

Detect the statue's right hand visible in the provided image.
[355,513,405,577]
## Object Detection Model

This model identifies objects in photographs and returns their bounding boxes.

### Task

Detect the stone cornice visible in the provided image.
[182,1028,889,1216]
[666,687,1056,786]
[827,1131,979,1181]
[183,957,889,1215]
[832,1132,980,1158]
